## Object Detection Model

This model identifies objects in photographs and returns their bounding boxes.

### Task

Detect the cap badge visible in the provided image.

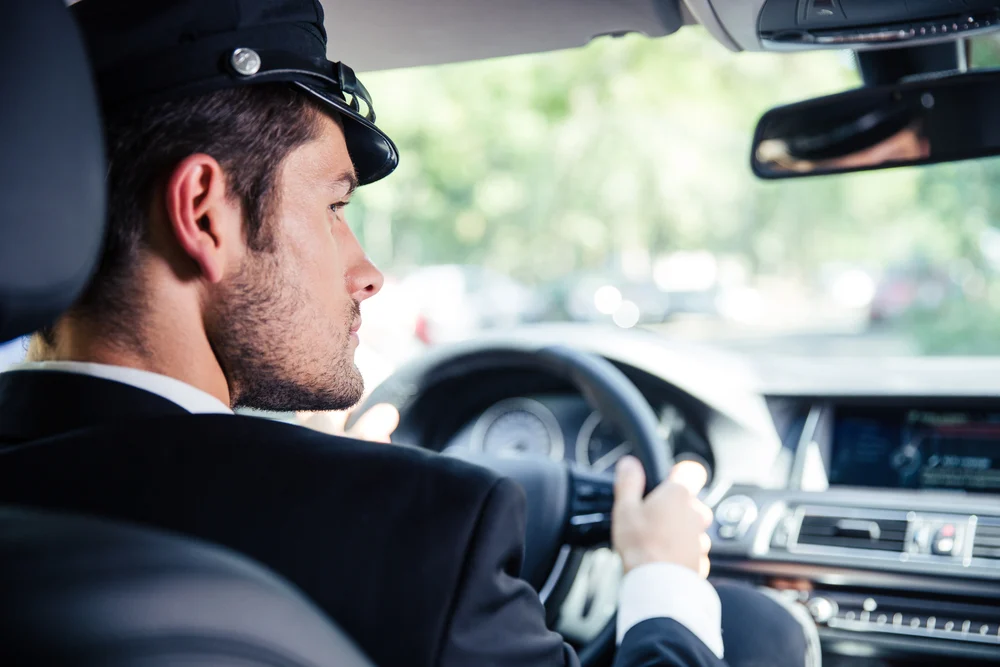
[230,48,261,76]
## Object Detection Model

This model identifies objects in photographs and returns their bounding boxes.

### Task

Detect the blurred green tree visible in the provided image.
[349,28,1000,355]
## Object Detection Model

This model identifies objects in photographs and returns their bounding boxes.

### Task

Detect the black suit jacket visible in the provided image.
[0,370,725,667]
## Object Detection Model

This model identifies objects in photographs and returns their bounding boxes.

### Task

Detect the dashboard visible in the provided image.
[357,325,1000,664]
[714,396,1000,665]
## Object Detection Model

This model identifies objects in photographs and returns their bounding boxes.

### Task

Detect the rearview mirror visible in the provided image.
[751,70,1000,179]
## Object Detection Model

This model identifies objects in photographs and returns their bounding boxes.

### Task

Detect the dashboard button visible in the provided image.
[934,536,956,555]
[714,495,757,540]
[933,522,960,555]
[717,495,755,525]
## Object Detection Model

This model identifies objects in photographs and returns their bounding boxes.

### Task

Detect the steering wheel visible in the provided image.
[435,345,675,664]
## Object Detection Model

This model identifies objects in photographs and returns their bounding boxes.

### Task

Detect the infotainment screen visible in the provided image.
[830,407,1000,492]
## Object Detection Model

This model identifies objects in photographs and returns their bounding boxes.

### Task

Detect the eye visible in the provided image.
[328,201,349,216]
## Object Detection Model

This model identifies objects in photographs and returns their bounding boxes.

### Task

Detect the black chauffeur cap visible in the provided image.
[71,0,398,185]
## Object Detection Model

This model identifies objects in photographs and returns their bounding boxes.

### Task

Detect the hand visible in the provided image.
[297,403,400,443]
[612,456,713,577]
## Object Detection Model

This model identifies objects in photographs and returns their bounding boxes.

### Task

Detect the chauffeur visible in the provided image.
[0,0,814,666]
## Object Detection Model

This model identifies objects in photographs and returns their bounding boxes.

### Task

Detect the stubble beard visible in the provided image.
[209,251,364,412]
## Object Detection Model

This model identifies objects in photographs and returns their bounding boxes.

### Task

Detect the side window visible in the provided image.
[0,336,27,370]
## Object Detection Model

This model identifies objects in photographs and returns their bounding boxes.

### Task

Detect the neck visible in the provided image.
[36,300,232,410]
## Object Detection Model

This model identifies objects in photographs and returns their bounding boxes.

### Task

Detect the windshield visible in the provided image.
[343,30,1000,365]
[2,30,999,373]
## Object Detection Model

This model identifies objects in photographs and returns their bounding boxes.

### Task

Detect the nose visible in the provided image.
[351,255,384,303]
[343,227,384,302]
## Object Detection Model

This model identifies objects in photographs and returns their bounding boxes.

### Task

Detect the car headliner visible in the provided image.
[320,0,980,72]
[323,0,700,72]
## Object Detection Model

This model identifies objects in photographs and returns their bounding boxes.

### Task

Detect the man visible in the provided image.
[0,1,813,666]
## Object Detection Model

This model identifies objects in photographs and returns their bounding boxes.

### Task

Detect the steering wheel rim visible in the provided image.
[407,344,674,665]
[532,346,673,492]
[531,346,673,666]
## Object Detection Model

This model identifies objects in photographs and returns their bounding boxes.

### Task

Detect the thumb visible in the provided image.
[348,403,400,443]
[614,455,646,506]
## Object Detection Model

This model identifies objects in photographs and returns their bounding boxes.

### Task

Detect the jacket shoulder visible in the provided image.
[231,413,503,495]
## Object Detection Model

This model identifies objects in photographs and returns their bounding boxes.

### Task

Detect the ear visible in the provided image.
[163,154,243,284]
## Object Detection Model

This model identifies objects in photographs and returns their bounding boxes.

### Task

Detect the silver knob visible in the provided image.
[807,597,838,624]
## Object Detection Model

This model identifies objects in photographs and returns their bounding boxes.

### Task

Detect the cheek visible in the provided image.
[284,210,352,309]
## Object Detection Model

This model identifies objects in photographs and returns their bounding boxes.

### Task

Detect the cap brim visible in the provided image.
[293,82,399,186]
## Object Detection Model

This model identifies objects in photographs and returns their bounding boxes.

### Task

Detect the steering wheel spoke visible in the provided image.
[566,468,614,547]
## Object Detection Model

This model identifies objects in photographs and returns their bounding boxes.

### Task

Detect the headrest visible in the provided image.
[0,0,106,343]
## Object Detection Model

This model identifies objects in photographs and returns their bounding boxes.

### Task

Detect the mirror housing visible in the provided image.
[751,69,1000,179]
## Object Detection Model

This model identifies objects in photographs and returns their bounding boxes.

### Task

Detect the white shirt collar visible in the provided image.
[10,361,233,414]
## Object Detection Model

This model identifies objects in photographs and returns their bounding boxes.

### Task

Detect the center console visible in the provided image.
[709,398,1000,661]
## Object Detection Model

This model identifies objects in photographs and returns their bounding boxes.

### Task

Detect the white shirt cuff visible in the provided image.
[616,562,724,659]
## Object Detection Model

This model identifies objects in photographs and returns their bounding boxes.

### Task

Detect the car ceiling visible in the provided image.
[324,0,995,72]
[321,0,699,72]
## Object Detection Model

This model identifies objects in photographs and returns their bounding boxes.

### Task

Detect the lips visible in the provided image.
[350,319,362,334]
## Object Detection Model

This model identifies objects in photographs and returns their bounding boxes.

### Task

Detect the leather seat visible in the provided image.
[0,1,373,665]
[0,507,374,667]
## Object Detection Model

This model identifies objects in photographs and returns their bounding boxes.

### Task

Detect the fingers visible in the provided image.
[699,528,712,579]
[347,403,400,443]
[694,499,714,529]
[614,455,646,508]
[668,460,708,496]
[297,410,349,434]
[297,403,400,444]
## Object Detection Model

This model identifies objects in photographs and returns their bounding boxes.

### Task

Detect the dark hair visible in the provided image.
[68,83,325,332]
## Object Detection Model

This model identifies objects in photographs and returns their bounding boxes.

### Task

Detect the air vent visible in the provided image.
[972,521,1000,560]
[796,513,908,553]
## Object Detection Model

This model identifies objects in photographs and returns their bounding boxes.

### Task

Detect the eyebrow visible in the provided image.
[332,170,359,197]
